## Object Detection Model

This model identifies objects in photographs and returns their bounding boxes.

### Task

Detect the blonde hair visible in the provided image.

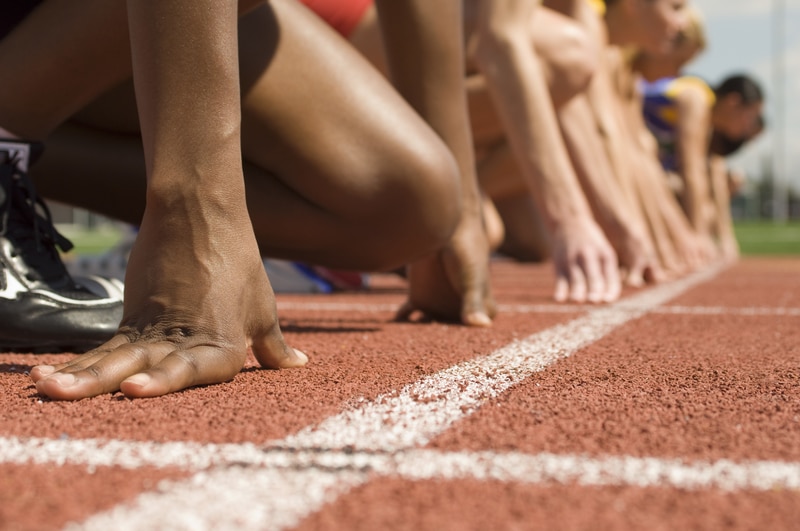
[677,6,706,53]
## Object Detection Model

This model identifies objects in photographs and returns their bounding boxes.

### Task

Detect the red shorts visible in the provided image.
[299,0,373,37]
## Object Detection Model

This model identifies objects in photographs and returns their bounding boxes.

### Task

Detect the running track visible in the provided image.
[1,258,799,530]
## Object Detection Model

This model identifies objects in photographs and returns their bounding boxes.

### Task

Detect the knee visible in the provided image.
[360,139,462,271]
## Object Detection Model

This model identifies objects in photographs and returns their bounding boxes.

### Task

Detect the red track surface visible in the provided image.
[1,257,799,530]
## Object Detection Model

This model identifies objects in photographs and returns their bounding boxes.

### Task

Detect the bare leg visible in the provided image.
[34,2,458,272]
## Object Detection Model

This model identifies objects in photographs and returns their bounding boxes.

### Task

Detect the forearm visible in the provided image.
[559,94,643,241]
[474,4,594,231]
[681,162,714,234]
[127,0,246,214]
[709,155,736,241]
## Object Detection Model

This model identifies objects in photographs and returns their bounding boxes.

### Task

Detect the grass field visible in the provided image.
[58,220,800,261]
[57,224,125,257]
[734,220,800,255]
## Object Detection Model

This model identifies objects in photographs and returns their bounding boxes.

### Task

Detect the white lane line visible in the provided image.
[57,265,723,530]
[279,265,722,452]
[64,467,366,531]
[393,450,800,492]
[654,306,800,317]
[5,437,799,494]
[276,301,800,317]
[60,449,800,531]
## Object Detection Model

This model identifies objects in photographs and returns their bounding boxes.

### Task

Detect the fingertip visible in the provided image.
[35,373,83,400]
[604,283,622,303]
[586,288,604,304]
[626,273,644,288]
[290,348,309,367]
[394,300,415,322]
[464,311,492,328]
[120,373,160,398]
[30,365,55,382]
[554,279,569,303]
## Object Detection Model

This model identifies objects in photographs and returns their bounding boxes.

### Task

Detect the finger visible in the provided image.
[394,300,417,322]
[554,273,570,303]
[580,254,606,304]
[251,324,308,369]
[643,261,666,284]
[602,254,622,303]
[35,342,173,400]
[30,334,133,382]
[119,345,244,398]
[459,271,493,328]
[568,265,587,303]
[624,263,645,288]
[483,286,498,320]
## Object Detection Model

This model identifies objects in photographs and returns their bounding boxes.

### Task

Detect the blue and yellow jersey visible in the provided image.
[641,76,715,171]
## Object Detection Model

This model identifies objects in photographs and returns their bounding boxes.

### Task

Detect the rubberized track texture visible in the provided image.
[1,257,799,530]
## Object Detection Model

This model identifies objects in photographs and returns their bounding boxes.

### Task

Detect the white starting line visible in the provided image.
[276,301,800,317]
[5,263,797,530]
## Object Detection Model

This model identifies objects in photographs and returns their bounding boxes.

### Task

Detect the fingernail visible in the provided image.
[34,365,55,377]
[466,312,492,327]
[48,373,76,387]
[123,373,152,387]
[294,349,309,364]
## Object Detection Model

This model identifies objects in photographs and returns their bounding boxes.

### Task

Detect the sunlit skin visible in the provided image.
[0,0,479,399]
[634,8,765,262]
[344,0,624,303]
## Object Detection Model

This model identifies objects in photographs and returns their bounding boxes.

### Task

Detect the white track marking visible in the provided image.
[279,265,722,452]
[65,467,366,531]
[6,265,749,530]
[4,438,799,494]
[58,450,800,531]
[277,301,800,317]
[654,305,800,317]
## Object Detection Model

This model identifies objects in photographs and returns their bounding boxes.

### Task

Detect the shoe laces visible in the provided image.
[0,146,76,285]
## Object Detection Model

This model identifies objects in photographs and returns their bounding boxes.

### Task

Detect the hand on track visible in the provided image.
[396,209,496,326]
[31,209,306,400]
[550,217,621,303]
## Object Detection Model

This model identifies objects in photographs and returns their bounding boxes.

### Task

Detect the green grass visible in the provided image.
[57,220,800,259]
[733,220,800,256]
[57,224,125,256]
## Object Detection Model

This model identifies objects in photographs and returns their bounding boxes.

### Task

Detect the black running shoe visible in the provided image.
[0,139,123,352]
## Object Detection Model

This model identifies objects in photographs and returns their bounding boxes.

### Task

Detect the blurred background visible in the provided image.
[50,0,800,256]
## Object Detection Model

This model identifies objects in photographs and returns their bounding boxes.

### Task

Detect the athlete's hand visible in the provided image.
[31,205,307,400]
[550,216,621,303]
[613,222,665,287]
[396,209,496,326]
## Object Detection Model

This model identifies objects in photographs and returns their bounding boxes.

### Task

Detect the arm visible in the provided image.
[675,85,715,234]
[708,154,739,261]
[621,95,717,271]
[34,0,306,400]
[558,92,663,285]
[473,0,620,302]
[375,0,495,325]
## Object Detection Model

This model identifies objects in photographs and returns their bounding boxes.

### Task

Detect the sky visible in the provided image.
[688,0,800,193]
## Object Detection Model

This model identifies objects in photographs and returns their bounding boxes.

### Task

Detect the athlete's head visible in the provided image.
[632,5,705,79]
[710,114,765,157]
[605,0,689,54]
[672,5,706,65]
[712,74,765,141]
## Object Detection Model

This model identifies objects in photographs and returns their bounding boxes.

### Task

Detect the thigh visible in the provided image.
[237,0,455,222]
